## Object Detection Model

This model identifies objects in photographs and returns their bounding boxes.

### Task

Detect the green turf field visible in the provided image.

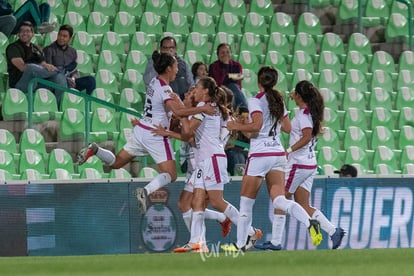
[1,249,413,276]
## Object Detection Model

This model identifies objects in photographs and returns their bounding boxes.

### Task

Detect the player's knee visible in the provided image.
[272,195,292,212]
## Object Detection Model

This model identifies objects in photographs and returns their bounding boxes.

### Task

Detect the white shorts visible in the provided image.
[285,163,318,194]
[245,153,287,177]
[123,122,175,164]
[190,154,228,191]
[183,171,195,193]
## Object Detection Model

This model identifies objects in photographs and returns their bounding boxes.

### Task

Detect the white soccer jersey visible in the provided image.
[140,77,174,128]
[247,92,288,155]
[288,107,317,165]
[192,102,226,164]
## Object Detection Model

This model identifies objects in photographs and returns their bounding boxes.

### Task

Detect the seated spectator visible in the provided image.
[334,164,358,177]
[43,24,96,96]
[191,61,208,84]
[6,21,67,104]
[209,43,247,110]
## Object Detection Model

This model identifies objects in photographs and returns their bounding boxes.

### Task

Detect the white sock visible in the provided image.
[236,196,255,249]
[205,208,226,222]
[189,211,205,244]
[223,202,239,225]
[273,196,310,228]
[95,147,115,166]
[144,173,172,195]
[271,214,286,246]
[312,209,336,236]
[182,209,192,233]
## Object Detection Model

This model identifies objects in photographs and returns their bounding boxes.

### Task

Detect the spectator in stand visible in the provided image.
[6,21,67,103]
[144,36,194,100]
[0,0,55,37]
[334,164,358,177]
[191,61,208,84]
[43,24,96,96]
[209,43,247,111]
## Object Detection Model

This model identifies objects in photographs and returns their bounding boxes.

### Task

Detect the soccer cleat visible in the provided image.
[220,243,245,252]
[38,22,56,34]
[173,243,202,253]
[254,241,282,251]
[76,143,98,165]
[308,219,323,246]
[331,227,346,249]
[245,228,263,250]
[135,187,149,214]
[219,217,231,237]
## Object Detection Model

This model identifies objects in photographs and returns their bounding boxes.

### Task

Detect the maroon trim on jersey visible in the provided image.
[157,77,167,86]
[164,136,173,160]
[285,163,318,192]
[212,154,227,183]
[255,92,265,99]
[137,121,154,130]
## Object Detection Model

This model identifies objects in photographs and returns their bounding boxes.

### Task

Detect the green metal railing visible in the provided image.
[27,78,142,146]
[396,0,413,51]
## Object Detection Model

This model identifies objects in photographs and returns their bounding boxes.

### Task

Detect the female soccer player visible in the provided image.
[226,67,322,251]
[77,51,214,214]
[259,80,345,250]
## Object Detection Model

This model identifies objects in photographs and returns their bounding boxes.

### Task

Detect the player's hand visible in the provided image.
[151,124,169,137]
[201,102,216,115]
[130,118,140,127]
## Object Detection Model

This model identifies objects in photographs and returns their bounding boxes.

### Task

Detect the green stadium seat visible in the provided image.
[217,12,242,40]
[338,0,359,23]
[374,163,398,175]
[183,50,206,66]
[138,12,163,41]
[319,87,339,109]
[342,87,366,110]
[249,0,274,23]
[370,50,395,75]
[370,107,395,130]
[319,32,346,63]
[20,168,45,181]
[343,126,369,150]
[0,129,18,160]
[362,0,389,27]
[317,127,340,149]
[60,92,85,112]
[87,11,110,42]
[370,125,395,149]
[66,1,90,20]
[113,12,137,40]
[269,12,295,42]
[243,12,268,40]
[296,12,323,42]
[385,13,409,42]
[116,128,133,153]
[49,168,73,180]
[195,0,220,22]
[19,128,48,160]
[120,69,146,95]
[63,11,86,32]
[170,0,194,18]
[18,149,45,174]
[47,0,65,22]
[317,50,341,73]
[71,31,97,59]
[398,50,414,72]
[396,69,414,90]
[76,49,94,76]
[343,69,368,93]
[267,32,292,62]
[0,168,14,182]
[292,32,317,56]
[323,107,341,130]
[129,31,156,57]
[264,51,287,73]
[96,50,123,80]
[344,146,370,171]
[119,88,144,112]
[47,148,75,174]
[319,164,339,176]
[396,107,414,129]
[401,145,414,167]
[109,168,132,180]
[276,70,289,93]
[343,107,369,130]
[317,146,342,169]
[43,31,58,49]
[190,13,216,43]
[79,167,103,179]
[1,88,28,121]
[95,69,119,95]
[241,68,258,95]
[77,155,105,175]
[368,87,392,111]
[90,88,115,112]
[118,108,140,131]
[398,126,414,149]
[59,108,86,141]
[222,0,247,23]
[0,149,17,175]
[165,12,190,41]
[89,107,118,142]
[144,0,169,22]
[92,0,116,19]
[139,167,159,178]
[402,163,414,174]
[185,32,210,62]
[372,145,398,172]
[343,50,368,72]
[118,0,143,15]
[369,70,394,93]
[310,0,332,9]
[394,86,414,109]
[0,32,8,54]
[347,33,373,60]
[390,0,410,16]
[290,50,314,73]
[33,88,60,122]
[291,69,314,90]
[238,50,260,71]
[239,32,265,63]
[125,50,149,74]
